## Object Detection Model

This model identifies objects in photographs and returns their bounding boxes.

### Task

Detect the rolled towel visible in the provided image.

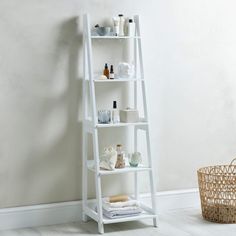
[109,195,129,203]
[103,198,140,210]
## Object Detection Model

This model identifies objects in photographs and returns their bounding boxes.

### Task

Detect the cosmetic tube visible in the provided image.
[112,17,120,36]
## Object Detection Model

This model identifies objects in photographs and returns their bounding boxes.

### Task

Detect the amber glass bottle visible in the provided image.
[103,63,109,79]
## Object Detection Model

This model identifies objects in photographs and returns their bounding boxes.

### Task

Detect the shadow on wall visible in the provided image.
[20,17,84,206]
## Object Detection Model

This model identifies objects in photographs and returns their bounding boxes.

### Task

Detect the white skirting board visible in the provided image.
[0,188,200,231]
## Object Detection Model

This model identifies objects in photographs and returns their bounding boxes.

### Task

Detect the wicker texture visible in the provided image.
[197,159,236,223]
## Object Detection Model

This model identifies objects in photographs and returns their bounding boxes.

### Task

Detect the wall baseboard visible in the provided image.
[0,188,200,231]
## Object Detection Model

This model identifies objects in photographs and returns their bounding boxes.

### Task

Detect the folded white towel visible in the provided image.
[103,203,139,212]
[103,208,142,219]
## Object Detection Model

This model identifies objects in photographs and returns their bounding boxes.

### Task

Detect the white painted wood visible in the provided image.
[0,189,199,231]
[91,36,141,39]
[146,128,158,227]
[84,14,104,234]
[134,15,147,119]
[134,23,138,110]
[93,130,104,234]
[85,15,97,126]
[87,160,151,175]
[134,31,138,202]
[93,78,143,82]
[134,127,139,201]
[96,121,148,128]
[134,15,158,227]
[84,206,99,222]
[82,14,88,223]
[139,202,156,214]
[82,14,158,233]
[102,211,156,224]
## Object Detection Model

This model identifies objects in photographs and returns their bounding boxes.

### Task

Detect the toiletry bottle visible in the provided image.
[112,101,120,123]
[112,17,120,36]
[110,65,114,79]
[118,14,125,36]
[103,63,109,79]
[127,19,135,37]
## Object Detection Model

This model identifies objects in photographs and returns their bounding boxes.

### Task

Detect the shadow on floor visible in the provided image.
[77,220,156,234]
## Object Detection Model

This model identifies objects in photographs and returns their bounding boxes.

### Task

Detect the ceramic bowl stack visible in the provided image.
[96,27,111,36]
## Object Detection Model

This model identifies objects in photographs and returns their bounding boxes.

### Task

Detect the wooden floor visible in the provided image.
[1,207,236,236]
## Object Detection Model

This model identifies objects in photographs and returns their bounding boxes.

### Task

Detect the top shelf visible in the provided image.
[91,35,141,39]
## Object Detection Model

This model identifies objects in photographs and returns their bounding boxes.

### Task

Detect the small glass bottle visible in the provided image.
[110,65,114,79]
[103,63,109,79]
[115,144,125,168]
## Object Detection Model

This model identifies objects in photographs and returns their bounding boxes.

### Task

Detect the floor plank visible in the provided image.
[1,207,236,236]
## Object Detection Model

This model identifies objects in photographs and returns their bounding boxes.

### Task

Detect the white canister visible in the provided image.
[127,19,136,37]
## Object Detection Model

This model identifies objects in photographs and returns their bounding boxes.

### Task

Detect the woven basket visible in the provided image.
[197,158,236,223]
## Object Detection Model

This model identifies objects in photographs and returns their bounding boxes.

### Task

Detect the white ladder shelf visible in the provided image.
[82,14,158,234]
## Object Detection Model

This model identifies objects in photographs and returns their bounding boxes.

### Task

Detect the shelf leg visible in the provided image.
[82,15,89,223]
[82,213,88,222]
[85,14,104,234]
[93,128,104,234]
[95,174,104,234]
[153,217,158,227]
[146,127,158,228]
[98,222,104,234]
[134,126,139,200]
[82,124,88,222]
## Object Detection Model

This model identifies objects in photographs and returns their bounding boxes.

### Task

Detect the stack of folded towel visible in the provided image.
[102,196,142,219]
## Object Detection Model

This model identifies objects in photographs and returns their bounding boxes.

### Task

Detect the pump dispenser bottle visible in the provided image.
[112,101,120,123]
[103,63,109,79]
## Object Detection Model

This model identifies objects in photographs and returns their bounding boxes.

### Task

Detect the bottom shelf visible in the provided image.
[84,201,157,224]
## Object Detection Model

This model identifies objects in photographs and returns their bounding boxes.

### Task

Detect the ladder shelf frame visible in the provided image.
[82,13,158,234]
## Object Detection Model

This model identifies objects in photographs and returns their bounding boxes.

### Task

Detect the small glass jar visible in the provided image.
[115,144,125,168]
[98,110,111,124]
[129,152,142,167]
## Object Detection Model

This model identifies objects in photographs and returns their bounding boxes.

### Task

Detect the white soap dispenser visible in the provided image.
[112,101,120,123]
[127,19,136,37]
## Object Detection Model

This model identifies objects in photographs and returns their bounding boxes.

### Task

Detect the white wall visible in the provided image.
[1,0,236,208]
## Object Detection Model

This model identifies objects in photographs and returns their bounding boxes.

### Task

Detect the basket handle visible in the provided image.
[207,158,236,174]
[230,158,236,166]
